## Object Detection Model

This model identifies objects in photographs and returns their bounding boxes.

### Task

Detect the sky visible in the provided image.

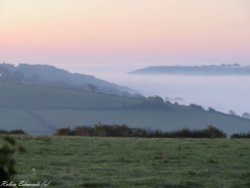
[0,0,249,69]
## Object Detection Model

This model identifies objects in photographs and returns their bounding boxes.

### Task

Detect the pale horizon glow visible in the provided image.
[0,0,250,67]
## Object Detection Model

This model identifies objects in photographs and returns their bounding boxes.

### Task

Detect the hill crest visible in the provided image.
[0,63,134,96]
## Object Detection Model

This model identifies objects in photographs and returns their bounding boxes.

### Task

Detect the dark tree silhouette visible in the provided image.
[87,84,98,92]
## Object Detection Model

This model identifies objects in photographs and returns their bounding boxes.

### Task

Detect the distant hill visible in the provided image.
[0,84,249,135]
[131,64,250,75]
[0,63,134,96]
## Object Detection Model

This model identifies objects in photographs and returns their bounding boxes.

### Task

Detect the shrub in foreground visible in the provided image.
[0,137,25,182]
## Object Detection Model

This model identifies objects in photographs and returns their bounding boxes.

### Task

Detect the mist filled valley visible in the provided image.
[73,63,250,115]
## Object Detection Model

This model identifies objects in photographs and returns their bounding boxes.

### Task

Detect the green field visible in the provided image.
[1,84,250,135]
[5,136,250,188]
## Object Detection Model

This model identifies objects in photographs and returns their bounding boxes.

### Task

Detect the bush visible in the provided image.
[0,137,25,182]
[9,129,27,135]
[54,124,226,138]
[231,132,250,138]
[0,130,8,134]
[155,126,226,138]
[205,125,227,138]
[55,128,73,136]
[189,104,205,111]
[0,129,27,135]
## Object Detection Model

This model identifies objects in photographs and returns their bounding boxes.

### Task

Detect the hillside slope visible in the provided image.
[0,84,249,134]
[0,63,134,96]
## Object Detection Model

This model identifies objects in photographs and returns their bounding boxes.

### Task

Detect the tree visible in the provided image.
[87,84,98,92]
[208,107,216,113]
[206,125,227,138]
[242,112,250,119]
[229,110,237,116]
[143,96,165,108]
[55,128,72,136]
[189,104,204,111]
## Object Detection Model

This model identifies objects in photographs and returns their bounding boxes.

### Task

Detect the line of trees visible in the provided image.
[0,129,27,135]
[1,127,250,138]
[54,124,227,138]
[231,132,250,138]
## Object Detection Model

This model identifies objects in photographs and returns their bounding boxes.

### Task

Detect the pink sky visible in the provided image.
[0,0,249,66]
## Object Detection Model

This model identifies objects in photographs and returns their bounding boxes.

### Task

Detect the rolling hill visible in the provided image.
[0,83,249,135]
[0,63,134,96]
[131,64,250,75]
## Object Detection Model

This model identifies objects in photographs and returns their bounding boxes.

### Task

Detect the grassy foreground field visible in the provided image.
[6,136,250,188]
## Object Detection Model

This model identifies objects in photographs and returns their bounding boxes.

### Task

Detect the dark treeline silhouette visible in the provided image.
[54,124,227,138]
[1,127,250,138]
[0,129,27,135]
[231,132,250,138]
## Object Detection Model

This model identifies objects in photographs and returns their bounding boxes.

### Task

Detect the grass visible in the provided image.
[3,136,249,188]
[1,84,250,135]
[0,84,141,109]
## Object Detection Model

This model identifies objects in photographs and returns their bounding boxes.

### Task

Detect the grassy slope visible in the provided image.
[0,84,140,133]
[0,84,140,109]
[0,84,250,134]
[35,109,250,135]
[10,136,250,188]
[0,108,46,132]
